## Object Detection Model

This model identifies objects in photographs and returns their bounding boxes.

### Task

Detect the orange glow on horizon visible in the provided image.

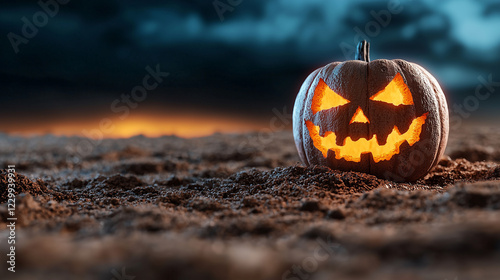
[4,113,268,139]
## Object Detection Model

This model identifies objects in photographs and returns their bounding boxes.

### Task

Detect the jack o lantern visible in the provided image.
[293,41,449,182]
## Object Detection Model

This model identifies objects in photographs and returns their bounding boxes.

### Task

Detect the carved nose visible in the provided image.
[350,107,369,124]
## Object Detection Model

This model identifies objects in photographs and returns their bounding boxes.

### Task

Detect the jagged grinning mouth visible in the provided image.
[305,113,428,163]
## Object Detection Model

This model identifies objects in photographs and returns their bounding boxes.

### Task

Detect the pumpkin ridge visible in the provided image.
[298,68,322,166]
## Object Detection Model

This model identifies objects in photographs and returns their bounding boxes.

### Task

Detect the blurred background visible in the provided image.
[1,0,499,138]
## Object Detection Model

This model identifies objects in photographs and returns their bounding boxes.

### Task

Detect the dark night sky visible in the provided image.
[1,0,499,137]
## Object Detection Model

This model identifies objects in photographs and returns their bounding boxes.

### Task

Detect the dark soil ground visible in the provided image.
[1,124,500,280]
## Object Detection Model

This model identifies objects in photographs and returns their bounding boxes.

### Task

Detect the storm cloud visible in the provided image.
[1,0,499,128]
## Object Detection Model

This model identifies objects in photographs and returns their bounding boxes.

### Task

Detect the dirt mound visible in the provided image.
[421,157,500,185]
[0,170,73,203]
[1,128,500,280]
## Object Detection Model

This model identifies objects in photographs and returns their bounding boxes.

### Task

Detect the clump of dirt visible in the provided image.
[421,158,500,185]
[448,181,500,209]
[103,174,144,190]
[0,193,74,227]
[0,170,73,203]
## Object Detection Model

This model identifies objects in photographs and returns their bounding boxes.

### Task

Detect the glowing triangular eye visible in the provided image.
[311,78,350,114]
[370,73,414,106]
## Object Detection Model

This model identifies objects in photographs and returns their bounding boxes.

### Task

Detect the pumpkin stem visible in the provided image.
[355,40,370,62]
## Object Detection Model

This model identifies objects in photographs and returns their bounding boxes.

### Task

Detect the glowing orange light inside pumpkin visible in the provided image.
[370,73,414,106]
[306,72,428,163]
[305,113,427,162]
[311,78,350,114]
[349,107,369,124]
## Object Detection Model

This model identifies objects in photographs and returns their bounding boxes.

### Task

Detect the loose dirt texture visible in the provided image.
[1,124,500,280]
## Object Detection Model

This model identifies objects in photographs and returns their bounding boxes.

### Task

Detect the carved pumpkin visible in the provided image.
[293,41,449,182]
